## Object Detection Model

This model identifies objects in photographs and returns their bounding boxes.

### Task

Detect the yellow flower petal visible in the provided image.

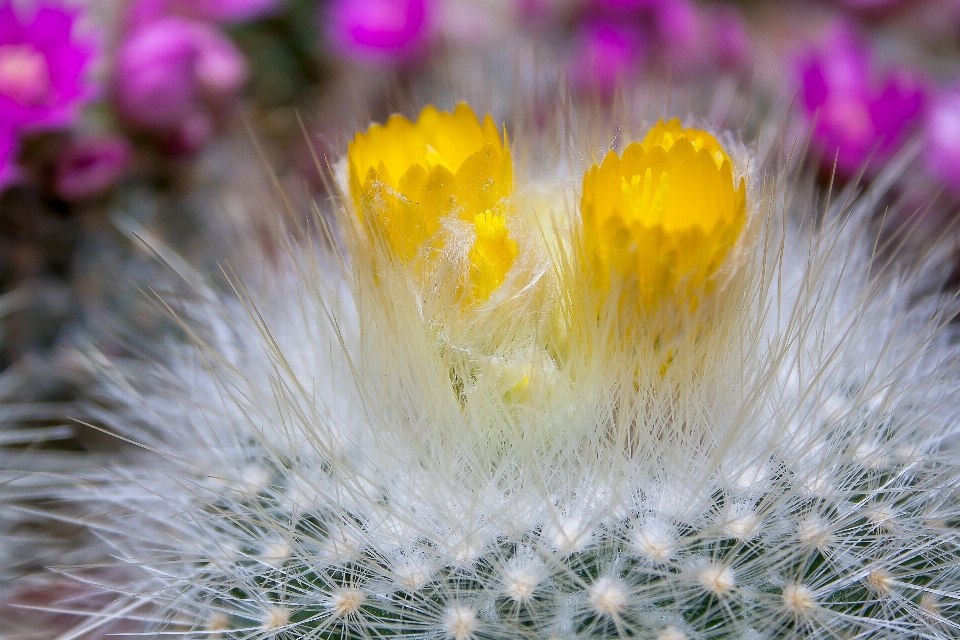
[581,120,746,310]
[469,210,518,302]
[347,103,515,301]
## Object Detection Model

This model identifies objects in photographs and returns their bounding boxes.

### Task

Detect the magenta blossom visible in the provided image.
[0,2,95,132]
[923,87,960,196]
[325,0,433,65]
[568,19,644,97]
[114,16,246,154]
[797,22,925,179]
[650,0,706,75]
[0,122,18,190]
[54,134,132,200]
[833,0,914,16]
[706,4,751,71]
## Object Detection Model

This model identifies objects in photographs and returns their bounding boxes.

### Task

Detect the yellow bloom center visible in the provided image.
[580,119,746,310]
[469,210,518,301]
[347,103,516,301]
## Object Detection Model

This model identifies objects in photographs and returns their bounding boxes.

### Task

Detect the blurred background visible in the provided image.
[4,0,960,631]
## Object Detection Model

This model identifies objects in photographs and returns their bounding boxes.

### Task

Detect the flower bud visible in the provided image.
[54,135,132,201]
[580,119,746,311]
[114,17,247,151]
[348,103,515,301]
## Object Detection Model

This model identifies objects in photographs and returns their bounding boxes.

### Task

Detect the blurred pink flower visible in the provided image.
[0,122,18,190]
[706,4,751,71]
[571,0,749,80]
[325,0,433,65]
[568,19,644,97]
[797,22,925,179]
[650,0,704,75]
[923,87,960,195]
[54,134,132,200]
[114,16,246,154]
[126,0,281,27]
[0,1,95,131]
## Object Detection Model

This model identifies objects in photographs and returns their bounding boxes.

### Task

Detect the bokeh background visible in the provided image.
[2,0,960,632]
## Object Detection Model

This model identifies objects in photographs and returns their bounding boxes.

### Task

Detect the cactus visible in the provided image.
[4,103,959,639]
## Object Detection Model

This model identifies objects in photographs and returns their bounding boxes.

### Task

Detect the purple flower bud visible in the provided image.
[113,17,246,152]
[568,19,644,97]
[0,2,95,132]
[923,87,960,195]
[0,122,19,191]
[54,134,132,201]
[797,21,925,179]
[325,0,433,65]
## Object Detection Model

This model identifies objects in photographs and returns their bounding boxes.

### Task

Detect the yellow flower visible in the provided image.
[580,119,747,311]
[469,210,518,302]
[347,103,516,301]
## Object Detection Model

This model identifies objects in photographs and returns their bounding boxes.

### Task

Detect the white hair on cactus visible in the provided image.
[782,583,816,616]
[1,98,959,640]
[630,518,677,564]
[443,604,478,640]
[694,561,737,596]
[588,576,629,618]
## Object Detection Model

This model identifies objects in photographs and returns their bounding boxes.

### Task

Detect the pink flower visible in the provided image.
[54,134,132,200]
[797,22,925,179]
[0,1,95,132]
[923,87,960,196]
[653,0,711,76]
[705,4,751,71]
[568,19,644,97]
[0,122,18,190]
[571,0,751,80]
[325,0,433,65]
[114,16,246,153]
